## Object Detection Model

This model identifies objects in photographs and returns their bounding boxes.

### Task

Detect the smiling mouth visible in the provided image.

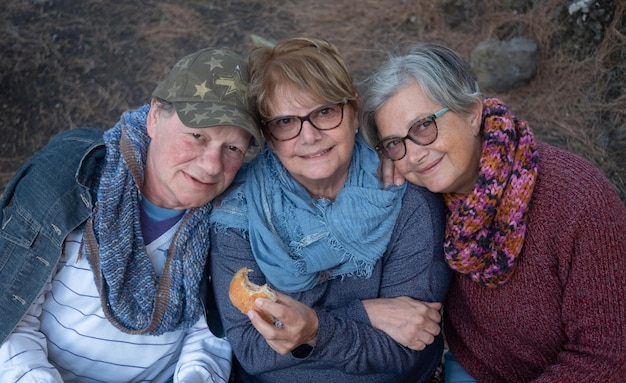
[302,148,331,159]
[417,157,442,173]
[186,172,214,186]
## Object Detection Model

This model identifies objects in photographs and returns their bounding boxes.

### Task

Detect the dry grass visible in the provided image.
[1,0,624,202]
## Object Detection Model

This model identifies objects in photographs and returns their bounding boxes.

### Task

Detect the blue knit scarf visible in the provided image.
[83,104,210,335]
[211,134,406,293]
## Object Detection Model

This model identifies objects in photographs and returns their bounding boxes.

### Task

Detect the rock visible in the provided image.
[470,37,540,93]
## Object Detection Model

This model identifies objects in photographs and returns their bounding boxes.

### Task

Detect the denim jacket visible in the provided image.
[0,127,105,343]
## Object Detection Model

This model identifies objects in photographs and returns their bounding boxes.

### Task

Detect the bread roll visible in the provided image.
[229,267,277,324]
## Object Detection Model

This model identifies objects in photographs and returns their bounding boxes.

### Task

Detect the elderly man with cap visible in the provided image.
[0,48,261,383]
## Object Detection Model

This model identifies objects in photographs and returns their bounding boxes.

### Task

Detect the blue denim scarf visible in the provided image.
[212,134,405,293]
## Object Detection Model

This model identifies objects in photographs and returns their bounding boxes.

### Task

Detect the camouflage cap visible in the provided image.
[152,48,262,147]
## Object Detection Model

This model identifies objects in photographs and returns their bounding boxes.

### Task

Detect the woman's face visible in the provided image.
[374,82,482,194]
[266,87,358,199]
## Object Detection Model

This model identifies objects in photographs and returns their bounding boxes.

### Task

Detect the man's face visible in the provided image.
[142,101,251,209]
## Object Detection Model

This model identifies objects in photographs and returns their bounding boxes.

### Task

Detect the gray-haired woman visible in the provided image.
[361,42,626,383]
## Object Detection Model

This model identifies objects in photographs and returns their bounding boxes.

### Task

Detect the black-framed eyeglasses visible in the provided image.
[375,107,449,161]
[262,101,346,141]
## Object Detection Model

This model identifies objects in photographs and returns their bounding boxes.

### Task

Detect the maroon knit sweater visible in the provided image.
[444,142,626,383]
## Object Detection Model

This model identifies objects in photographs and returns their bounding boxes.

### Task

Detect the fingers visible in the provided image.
[425,301,442,310]
[399,297,442,324]
[391,297,443,324]
[247,310,291,355]
[379,158,406,188]
[363,297,444,350]
[423,303,442,324]
[406,331,436,351]
[389,317,440,351]
[245,297,288,339]
[247,305,280,334]
[254,294,290,324]
[380,157,396,188]
[393,170,406,186]
[248,296,319,355]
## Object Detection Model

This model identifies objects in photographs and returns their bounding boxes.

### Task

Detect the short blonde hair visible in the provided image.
[248,36,358,120]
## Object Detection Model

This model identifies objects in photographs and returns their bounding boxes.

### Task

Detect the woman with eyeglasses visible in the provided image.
[361,42,626,383]
[208,36,451,383]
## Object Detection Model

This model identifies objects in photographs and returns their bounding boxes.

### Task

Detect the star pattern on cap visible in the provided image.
[155,48,256,131]
[215,65,247,104]
[179,103,198,115]
[215,113,238,125]
[166,83,181,100]
[193,80,211,99]
[208,104,226,114]
[204,56,225,71]
[189,112,211,125]
[174,56,193,70]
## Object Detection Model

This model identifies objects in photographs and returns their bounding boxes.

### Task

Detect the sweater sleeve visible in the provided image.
[531,165,626,382]
[209,184,450,379]
[329,183,451,325]
[314,185,450,375]
[382,184,451,303]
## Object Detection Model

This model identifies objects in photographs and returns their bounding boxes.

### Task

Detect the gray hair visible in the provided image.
[360,42,482,148]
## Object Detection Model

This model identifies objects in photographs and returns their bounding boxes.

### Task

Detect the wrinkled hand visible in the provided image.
[247,291,318,355]
[363,296,442,350]
[379,156,406,188]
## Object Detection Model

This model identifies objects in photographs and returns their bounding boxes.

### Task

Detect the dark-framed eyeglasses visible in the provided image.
[262,101,346,141]
[375,107,449,161]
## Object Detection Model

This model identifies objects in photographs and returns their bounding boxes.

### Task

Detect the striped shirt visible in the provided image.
[0,228,231,383]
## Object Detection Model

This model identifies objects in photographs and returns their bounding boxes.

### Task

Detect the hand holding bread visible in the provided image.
[229,267,277,324]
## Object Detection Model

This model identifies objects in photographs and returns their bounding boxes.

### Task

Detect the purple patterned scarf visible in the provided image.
[443,98,539,288]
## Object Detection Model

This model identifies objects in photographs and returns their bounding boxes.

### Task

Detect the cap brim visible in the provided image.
[173,101,262,146]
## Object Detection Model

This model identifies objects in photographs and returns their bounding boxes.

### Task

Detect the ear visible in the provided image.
[146,98,159,138]
[469,97,483,136]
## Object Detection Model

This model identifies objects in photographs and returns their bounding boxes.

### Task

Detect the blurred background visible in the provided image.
[1,0,624,202]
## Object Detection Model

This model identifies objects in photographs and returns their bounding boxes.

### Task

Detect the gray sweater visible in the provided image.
[210,182,451,383]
